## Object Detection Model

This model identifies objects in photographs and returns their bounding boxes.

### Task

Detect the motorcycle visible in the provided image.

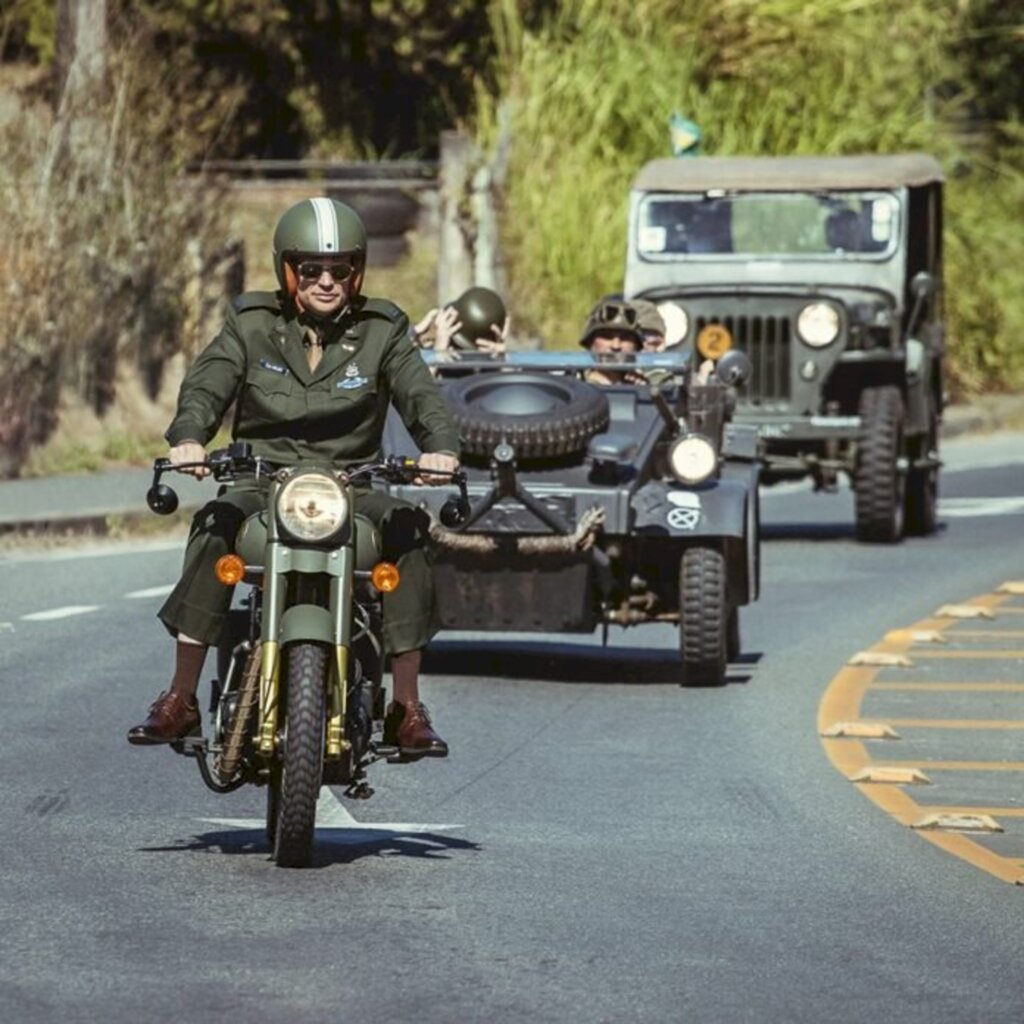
[146,443,469,868]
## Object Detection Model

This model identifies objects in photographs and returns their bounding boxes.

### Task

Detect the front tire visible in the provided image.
[272,643,328,868]
[679,545,728,687]
[854,386,906,543]
[905,416,939,537]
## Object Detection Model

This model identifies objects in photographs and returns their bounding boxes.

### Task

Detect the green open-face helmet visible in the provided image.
[579,297,643,348]
[447,286,507,351]
[272,197,367,298]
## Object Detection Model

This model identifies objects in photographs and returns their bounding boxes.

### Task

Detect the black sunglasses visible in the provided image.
[294,259,356,281]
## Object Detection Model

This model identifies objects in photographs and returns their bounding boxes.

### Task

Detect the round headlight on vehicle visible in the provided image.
[277,472,348,542]
[657,302,689,348]
[796,302,841,347]
[668,434,717,485]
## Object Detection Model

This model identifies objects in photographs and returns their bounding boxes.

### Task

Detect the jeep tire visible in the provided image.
[904,415,939,537]
[445,373,609,460]
[854,386,906,544]
[679,544,728,687]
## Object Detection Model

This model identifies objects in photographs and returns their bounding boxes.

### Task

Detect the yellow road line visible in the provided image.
[913,806,1024,818]
[816,586,1024,884]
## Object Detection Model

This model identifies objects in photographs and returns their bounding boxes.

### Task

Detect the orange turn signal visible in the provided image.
[370,561,400,593]
[214,554,246,585]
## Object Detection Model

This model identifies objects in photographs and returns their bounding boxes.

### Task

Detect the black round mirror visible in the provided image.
[911,271,936,299]
[439,496,470,529]
[146,484,179,515]
[715,349,752,387]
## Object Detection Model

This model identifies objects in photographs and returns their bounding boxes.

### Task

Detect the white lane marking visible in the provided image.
[21,605,101,621]
[201,787,462,845]
[939,497,1024,518]
[125,584,175,599]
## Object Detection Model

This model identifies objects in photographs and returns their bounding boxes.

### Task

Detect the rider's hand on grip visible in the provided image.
[415,452,459,486]
[170,440,210,478]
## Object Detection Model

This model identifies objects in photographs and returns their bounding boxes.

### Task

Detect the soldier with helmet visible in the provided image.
[578,298,646,385]
[128,197,457,759]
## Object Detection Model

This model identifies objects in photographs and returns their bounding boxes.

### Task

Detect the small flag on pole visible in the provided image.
[669,112,702,156]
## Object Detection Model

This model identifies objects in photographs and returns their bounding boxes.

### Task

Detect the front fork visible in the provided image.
[256,542,354,759]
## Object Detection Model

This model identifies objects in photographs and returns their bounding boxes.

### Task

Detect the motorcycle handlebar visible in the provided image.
[147,447,469,522]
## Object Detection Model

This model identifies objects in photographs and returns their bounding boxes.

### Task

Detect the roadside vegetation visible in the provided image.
[0,0,1020,476]
[482,0,1024,394]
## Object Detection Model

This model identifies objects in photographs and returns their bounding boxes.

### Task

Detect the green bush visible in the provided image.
[483,0,1024,394]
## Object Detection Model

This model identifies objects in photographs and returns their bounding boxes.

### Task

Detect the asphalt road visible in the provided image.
[2,431,1024,1023]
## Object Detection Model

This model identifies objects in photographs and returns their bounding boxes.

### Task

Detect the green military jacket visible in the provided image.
[166,291,460,465]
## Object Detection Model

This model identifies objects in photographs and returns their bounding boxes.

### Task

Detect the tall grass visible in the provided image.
[0,37,235,477]
[482,0,1024,394]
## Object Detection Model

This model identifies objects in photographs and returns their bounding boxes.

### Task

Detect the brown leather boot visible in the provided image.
[382,701,448,759]
[127,691,201,746]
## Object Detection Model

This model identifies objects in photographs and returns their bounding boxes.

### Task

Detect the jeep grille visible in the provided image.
[696,315,791,405]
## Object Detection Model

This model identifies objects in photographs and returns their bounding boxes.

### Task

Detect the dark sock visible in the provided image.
[169,642,208,704]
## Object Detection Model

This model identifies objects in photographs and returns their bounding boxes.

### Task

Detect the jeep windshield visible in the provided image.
[637,191,900,261]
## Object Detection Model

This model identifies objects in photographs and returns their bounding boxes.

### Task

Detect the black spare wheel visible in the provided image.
[446,373,610,459]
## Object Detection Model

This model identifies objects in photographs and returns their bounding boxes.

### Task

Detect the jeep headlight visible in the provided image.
[668,434,717,485]
[277,472,348,542]
[657,302,689,348]
[796,302,841,347]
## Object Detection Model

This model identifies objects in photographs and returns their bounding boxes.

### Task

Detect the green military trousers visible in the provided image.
[157,481,439,655]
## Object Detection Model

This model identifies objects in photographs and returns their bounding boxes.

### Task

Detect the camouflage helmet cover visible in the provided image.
[448,286,507,351]
[631,298,667,339]
[272,197,368,295]
[579,297,643,348]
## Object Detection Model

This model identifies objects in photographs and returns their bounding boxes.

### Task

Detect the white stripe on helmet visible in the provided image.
[309,197,339,252]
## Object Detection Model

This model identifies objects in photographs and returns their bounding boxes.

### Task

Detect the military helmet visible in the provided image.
[447,287,507,351]
[579,298,643,348]
[631,298,667,341]
[272,197,367,296]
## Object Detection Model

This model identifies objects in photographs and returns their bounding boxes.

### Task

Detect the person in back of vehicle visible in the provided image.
[412,286,508,360]
[127,197,457,761]
[578,298,646,385]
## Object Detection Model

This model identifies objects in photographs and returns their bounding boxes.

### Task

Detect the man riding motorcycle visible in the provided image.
[128,197,459,759]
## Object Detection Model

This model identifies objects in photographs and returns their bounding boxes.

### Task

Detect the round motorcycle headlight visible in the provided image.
[797,302,841,347]
[668,434,717,485]
[277,472,348,542]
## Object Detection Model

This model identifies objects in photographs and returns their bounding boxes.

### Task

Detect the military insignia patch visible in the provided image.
[259,358,288,375]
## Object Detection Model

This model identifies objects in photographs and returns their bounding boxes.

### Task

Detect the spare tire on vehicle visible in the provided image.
[445,372,610,460]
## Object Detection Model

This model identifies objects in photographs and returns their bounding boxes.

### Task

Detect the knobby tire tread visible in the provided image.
[446,374,609,460]
[679,545,728,687]
[273,642,327,868]
[854,386,905,544]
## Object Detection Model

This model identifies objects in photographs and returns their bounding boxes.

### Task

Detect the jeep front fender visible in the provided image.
[631,478,748,539]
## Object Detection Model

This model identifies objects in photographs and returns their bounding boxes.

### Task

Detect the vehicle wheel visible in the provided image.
[854,386,906,543]
[904,418,939,537]
[727,606,741,662]
[679,545,728,687]
[266,769,280,847]
[272,642,328,868]
[444,373,609,460]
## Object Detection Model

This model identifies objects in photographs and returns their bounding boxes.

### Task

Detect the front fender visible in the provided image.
[631,478,748,539]
[278,603,334,646]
